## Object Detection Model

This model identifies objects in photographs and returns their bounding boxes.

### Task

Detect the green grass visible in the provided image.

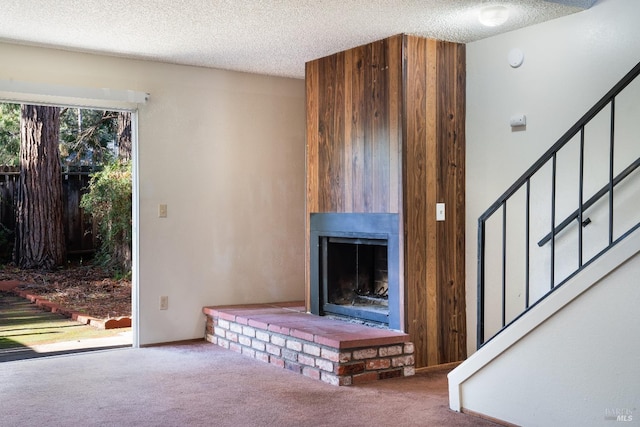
[0,293,130,350]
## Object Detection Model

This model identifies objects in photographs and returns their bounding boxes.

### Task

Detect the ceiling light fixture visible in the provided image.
[478,5,509,27]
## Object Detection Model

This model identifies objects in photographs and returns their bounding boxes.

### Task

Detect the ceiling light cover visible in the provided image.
[479,5,510,27]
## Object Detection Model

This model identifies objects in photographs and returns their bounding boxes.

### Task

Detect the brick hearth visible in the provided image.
[202,302,414,386]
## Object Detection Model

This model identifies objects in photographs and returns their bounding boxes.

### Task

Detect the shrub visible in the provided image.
[81,160,132,273]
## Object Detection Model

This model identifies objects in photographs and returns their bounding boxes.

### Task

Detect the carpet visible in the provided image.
[0,340,500,426]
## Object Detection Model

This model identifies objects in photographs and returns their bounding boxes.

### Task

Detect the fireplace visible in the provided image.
[310,213,401,330]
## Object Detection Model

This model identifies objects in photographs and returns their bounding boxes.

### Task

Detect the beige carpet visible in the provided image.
[0,340,499,426]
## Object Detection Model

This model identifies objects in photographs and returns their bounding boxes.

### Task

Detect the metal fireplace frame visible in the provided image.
[310,213,401,330]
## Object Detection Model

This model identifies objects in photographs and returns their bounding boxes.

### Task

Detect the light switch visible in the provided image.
[436,203,445,221]
[158,204,167,218]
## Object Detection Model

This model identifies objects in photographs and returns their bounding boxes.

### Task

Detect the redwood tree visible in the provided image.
[14,105,66,269]
[117,111,131,162]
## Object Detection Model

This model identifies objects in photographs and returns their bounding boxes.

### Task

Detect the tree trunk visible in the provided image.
[14,105,66,269]
[117,112,132,162]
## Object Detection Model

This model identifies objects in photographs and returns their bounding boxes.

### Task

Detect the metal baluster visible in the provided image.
[525,179,530,308]
[579,127,585,268]
[609,98,615,245]
[551,154,557,289]
[502,201,507,327]
[477,218,486,348]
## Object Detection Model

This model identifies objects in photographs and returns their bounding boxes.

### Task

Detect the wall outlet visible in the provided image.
[160,295,169,310]
[158,204,168,218]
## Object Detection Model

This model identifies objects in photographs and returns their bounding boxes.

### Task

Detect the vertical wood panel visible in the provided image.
[370,39,390,212]
[305,60,319,311]
[404,35,429,368]
[351,45,366,212]
[343,49,354,212]
[434,41,467,363]
[455,44,467,361]
[447,43,467,361]
[436,40,454,363]
[362,43,374,212]
[425,38,440,366]
[387,35,402,214]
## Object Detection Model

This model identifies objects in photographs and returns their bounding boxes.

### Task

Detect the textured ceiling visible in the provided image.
[0,0,595,79]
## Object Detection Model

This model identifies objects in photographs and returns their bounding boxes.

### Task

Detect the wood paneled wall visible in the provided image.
[306,34,466,368]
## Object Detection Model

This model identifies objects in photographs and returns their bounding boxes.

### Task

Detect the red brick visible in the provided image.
[226,332,238,343]
[313,335,340,348]
[213,327,226,338]
[286,340,303,352]
[285,361,302,374]
[379,368,403,380]
[266,343,281,356]
[404,342,415,354]
[320,348,340,362]
[392,355,414,367]
[217,319,230,329]
[303,343,321,356]
[365,358,391,370]
[353,348,378,360]
[298,354,315,367]
[217,313,235,323]
[339,352,352,363]
[238,336,251,346]
[230,323,243,333]
[290,329,314,342]
[269,357,285,368]
[251,340,266,352]
[315,358,334,372]
[255,330,270,342]
[229,342,242,353]
[403,366,416,377]
[234,316,249,325]
[255,352,270,363]
[218,339,230,349]
[242,347,255,358]
[242,326,256,337]
[303,367,321,380]
[378,345,402,357]
[336,362,365,376]
[320,372,340,386]
[268,324,290,335]
[282,349,298,362]
[352,372,379,384]
[248,319,269,329]
[271,335,286,347]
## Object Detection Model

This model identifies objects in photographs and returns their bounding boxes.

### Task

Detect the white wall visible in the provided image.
[466,0,640,352]
[460,251,640,426]
[0,42,306,345]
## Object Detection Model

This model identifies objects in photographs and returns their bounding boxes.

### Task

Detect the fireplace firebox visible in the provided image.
[310,213,400,330]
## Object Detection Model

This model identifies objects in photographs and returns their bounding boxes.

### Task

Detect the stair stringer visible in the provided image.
[448,227,640,426]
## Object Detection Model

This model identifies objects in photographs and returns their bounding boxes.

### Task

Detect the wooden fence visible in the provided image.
[0,165,97,257]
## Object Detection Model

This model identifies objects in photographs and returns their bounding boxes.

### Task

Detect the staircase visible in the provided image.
[448,62,640,426]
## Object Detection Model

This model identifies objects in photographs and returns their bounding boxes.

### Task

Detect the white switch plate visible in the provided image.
[510,114,527,127]
[436,203,445,221]
[160,296,168,310]
[158,204,168,218]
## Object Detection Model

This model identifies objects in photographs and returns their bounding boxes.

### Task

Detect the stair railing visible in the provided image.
[477,61,640,348]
